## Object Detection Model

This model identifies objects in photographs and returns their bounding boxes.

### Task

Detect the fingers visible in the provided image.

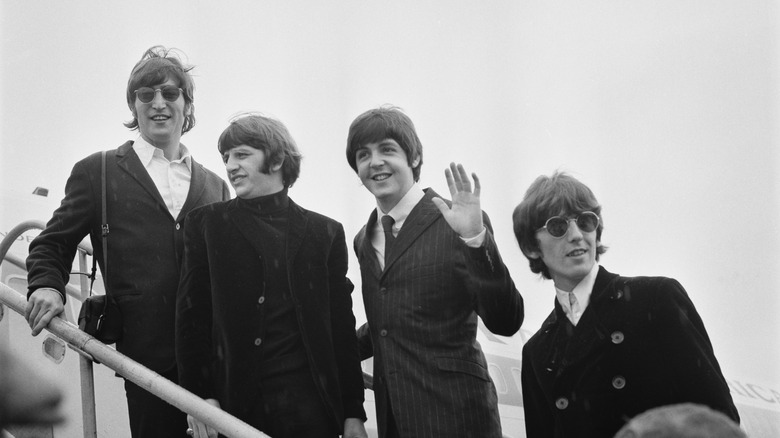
[26,289,64,337]
[188,415,217,438]
[31,310,54,337]
[431,197,449,215]
[472,171,481,197]
[445,163,478,194]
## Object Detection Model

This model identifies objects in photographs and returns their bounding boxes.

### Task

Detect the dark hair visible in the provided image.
[614,403,746,438]
[217,113,302,188]
[346,105,423,181]
[124,46,196,134]
[512,171,607,279]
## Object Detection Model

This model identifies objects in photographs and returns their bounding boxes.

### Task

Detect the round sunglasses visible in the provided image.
[537,211,600,238]
[134,86,183,104]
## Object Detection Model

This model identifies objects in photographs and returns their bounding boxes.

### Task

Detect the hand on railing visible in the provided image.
[187,398,221,438]
[25,287,65,336]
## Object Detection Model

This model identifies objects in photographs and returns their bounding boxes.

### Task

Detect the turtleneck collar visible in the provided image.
[236,187,289,215]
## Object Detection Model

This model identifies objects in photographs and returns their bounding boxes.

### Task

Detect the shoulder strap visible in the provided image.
[100,150,109,283]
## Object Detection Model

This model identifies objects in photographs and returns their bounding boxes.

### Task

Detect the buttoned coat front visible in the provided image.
[355,189,524,438]
[521,266,739,438]
[175,197,366,430]
[27,141,230,372]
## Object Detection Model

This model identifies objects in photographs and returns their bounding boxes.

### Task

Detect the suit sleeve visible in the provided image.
[27,157,98,303]
[463,212,524,336]
[653,278,740,423]
[176,208,216,399]
[328,223,367,421]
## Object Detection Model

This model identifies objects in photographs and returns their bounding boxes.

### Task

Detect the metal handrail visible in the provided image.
[0,284,268,437]
[0,221,269,437]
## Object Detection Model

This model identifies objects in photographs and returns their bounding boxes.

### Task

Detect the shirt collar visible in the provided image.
[375,183,424,231]
[555,262,599,313]
[133,136,192,170]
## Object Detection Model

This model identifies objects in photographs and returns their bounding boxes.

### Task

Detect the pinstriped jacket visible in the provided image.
[355,188,524,438]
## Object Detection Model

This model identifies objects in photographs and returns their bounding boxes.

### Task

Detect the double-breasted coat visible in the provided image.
[521,266,739,437]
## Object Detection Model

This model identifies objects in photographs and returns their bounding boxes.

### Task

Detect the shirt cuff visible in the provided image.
[460,226,487,248]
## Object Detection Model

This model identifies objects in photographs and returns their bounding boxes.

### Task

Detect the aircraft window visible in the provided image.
[488,363,508,394]
[511,367,523,393]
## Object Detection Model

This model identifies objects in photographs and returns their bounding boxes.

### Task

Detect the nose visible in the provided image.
[151,89,166,109]
[567,219,584,240]
[368,151,384,168]
[225,155,239,172]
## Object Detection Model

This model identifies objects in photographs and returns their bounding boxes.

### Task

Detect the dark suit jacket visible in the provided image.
[27,141,230,372]
[175,197,366,429]
[521,266,739,438]
[355,189,524,438]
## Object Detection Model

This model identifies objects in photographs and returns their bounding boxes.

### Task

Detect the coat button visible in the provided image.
[254,338,262,346]
[258,296,265,304]
[380,287,388,294]
[611,331,625,344]
[379,329,388,337]
[614,290,623,299]
[555,397,569,410]
[175,223,181,230]
[612,375,626,389]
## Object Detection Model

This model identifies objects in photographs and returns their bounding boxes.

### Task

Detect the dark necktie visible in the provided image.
[381,215,395,263]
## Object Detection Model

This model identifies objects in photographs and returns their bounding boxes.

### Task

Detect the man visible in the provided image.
[176,114,367,438]
[346,105,524,438]
[512,171,739,437]
[25,46,230,438]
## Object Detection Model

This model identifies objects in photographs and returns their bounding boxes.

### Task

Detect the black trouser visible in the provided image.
[246,357,338,438]
[124,367,188,438]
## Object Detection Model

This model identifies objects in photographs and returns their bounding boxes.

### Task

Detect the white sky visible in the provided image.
[1,1,779,387]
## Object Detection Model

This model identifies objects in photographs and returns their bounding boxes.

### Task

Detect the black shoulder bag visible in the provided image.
[78,151,123,344]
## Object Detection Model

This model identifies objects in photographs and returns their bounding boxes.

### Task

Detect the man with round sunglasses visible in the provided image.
[25,46,230,437]
[512,171,739,438]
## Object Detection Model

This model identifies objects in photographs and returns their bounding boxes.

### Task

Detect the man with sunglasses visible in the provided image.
[512,171,739,438]
[25,46,230,438]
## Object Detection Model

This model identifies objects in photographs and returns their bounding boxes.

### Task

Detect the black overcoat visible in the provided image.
[176,197,366,429]
[521,266,740,438]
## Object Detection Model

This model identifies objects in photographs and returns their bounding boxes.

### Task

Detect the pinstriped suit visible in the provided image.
[355,189,524,438]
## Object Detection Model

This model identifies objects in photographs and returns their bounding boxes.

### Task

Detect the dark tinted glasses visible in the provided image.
[134,86,183,103]
[537,211,600,238]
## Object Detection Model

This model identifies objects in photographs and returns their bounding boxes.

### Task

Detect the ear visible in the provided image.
[411,156,421,168]
[184,103,193,116]
[521,245,542,260]
[270,157,284,173]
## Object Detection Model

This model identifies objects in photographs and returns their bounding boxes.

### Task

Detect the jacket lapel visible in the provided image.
[359,209,383,279]
[382,189,441,276]
[177,158,208,220]
[115,141,169,216]
[285,200,308,268]
[557,267,621,367]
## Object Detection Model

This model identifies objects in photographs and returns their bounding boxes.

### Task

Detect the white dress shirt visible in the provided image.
[555,262,599,326]
[133,137,192,219]
[370,183,486,269]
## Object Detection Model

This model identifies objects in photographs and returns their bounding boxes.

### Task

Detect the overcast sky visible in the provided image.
[1,1,778,387]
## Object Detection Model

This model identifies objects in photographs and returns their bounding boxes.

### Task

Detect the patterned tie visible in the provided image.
[381,215,395,263]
